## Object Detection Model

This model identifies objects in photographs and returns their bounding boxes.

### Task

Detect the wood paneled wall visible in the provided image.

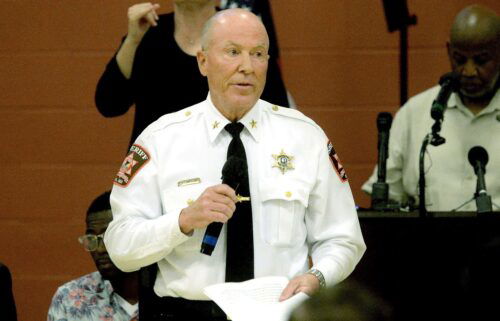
[1,1,498,320]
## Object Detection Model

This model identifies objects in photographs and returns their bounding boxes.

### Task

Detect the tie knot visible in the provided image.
[225,122,244,138]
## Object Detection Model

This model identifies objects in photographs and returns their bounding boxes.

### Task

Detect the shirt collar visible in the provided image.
[484,89,500,114]
[92,271,116,302]
[446,92,460,110]
[448,89,500,116]
[205,93,262,143]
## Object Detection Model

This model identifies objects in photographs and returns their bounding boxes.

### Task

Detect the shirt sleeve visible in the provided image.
[361,107,409,204]
[104,133,191,272]
[94,38,135,118]
[46,287,67,321]
[306,137,366,286]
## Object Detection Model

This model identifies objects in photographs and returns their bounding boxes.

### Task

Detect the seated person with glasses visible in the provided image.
[47,191,139,321]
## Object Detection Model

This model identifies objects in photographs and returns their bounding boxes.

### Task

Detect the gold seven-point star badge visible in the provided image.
[272,149,294,174]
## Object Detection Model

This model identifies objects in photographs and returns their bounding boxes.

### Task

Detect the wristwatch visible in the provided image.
[307,268,326,288]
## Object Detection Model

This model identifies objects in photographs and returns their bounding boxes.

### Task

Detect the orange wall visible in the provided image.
[1,1,498,320]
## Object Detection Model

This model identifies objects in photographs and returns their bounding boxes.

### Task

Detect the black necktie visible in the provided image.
[224,122,254,282]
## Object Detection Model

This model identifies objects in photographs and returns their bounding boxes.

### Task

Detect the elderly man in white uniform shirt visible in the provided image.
[363,5,500,212]
[105,8,365,321]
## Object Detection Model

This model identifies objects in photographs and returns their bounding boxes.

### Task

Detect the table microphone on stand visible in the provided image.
[418,72,460,216]
[468,146,492,214]
[429,72,460,145]
[371,112,393,210]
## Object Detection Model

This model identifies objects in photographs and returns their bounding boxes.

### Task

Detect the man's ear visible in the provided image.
[197,50,208,76]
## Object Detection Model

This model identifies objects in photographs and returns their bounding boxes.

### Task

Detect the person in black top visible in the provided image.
[95,0,289,146]
[0,262,17,321]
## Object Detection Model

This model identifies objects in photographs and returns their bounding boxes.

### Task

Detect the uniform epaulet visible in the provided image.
[143,105,198,136]
[267,104,319,128]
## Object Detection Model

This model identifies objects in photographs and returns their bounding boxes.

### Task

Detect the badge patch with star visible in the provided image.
[272,149,294,174]
[327,140,348,183]
[114,144,151,187]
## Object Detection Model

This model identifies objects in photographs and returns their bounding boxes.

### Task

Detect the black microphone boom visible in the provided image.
[468,146,492,214]
[200,156,247,256]
[419,72,460,215]
[430,72,460,121]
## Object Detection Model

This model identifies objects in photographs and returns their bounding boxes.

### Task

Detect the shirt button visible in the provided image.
[285,191,292,198]
[272,105,279,111]
[185,111,191,117]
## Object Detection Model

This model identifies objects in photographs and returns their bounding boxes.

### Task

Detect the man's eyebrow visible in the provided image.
[253,44,268,50]
[474,52,492,58]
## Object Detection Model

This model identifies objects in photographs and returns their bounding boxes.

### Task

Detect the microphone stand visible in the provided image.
[371,112,400,211]
[372,164,400,211]
[418,72,458,217]
[418,118,446,217]
[418,134,431,217]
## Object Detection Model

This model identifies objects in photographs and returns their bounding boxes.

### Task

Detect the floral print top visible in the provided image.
[47,271,138,321]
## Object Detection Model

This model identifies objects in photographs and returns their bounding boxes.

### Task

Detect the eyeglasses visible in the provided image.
[78,233,105,252]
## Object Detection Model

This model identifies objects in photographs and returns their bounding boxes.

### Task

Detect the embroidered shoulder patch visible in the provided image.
[327,140,348,183]
[114,144,151,187]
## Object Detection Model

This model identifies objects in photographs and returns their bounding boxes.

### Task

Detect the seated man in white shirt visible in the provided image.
[363,5,500,212]
[47,192,139,321]
[104,8,365,321]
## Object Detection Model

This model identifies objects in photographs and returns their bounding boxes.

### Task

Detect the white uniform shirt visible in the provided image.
[363,86,500,211]
[105,96,366,300]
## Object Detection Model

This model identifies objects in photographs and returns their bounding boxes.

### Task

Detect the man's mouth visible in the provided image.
[233,82,253,88]
[460,80,483,92]
[96,256,112,266]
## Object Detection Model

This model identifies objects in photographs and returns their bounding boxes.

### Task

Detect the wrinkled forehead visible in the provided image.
[450,37,499,58]
[86,210,112,232]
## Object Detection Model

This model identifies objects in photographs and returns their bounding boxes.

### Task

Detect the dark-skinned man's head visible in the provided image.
[79,192,122,280]
[447,5,500,102]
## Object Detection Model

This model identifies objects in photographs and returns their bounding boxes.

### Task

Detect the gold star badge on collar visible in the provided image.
[250,119,257,128]
[272,149,294,174]
[212,121,220,129]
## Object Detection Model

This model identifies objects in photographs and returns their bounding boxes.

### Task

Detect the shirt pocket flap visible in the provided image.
[259,179,310,247]
[260,180,309,208]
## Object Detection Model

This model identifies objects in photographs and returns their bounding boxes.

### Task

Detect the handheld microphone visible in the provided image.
[372,112,393,210]
[200,156,247,256]
[430,72,460,121]
[468,146,492,214]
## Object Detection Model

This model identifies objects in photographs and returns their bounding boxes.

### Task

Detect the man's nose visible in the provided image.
[238,52,254,74]
[462,59,478,77]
